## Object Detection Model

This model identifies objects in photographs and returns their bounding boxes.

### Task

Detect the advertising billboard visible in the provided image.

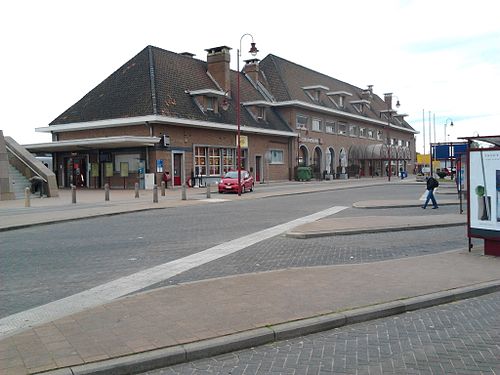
[469,149,500,235]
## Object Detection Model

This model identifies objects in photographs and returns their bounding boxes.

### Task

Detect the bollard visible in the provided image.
[161,181,165,196]
[153,184,158,203]
[135,182,139,198]
[181,184,187,201]
[71,185,76,204]
[206,183,211,199]
[105,183,110,201]
[24,187,30,207]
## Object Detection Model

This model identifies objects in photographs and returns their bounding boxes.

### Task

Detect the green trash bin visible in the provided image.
[296,166,312,181]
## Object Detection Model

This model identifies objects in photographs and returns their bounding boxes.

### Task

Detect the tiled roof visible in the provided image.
[50,46,292,133]
[259,54,415,132]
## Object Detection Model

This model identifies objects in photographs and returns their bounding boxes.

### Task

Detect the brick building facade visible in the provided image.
[27,44,416,189]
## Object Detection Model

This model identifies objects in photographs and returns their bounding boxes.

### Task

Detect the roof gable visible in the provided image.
[259,54,415,132]
[50,47,154,125]
[49,46,293,134]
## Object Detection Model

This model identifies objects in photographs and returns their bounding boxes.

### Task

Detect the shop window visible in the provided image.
[194,147,207,176]
[208,148,220,175]
[270,149,284,164]
[222,148,235,173]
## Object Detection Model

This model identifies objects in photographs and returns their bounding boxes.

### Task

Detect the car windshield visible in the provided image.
[224,171,239,179]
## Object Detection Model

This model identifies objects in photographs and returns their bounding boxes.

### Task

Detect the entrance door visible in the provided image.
[255,155,262,182]
[173,153,182,186]
[64,156,87,188]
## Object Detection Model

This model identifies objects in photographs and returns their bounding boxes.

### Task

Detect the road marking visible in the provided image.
[0,206,347,338]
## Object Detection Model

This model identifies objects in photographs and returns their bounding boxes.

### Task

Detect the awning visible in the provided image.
[365,143,388,159]
[23,136,160,153]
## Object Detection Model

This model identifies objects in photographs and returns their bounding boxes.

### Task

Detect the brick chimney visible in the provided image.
[243,58,260,84]
[384,93,393,109]
[205,46,232,92]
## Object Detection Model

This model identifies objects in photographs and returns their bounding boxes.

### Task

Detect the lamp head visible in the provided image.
[450,121,454,127]
[395,100,400,108]
[249,42,259,56]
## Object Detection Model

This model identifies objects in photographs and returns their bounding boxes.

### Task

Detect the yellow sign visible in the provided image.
[120,162,129,177]
[90,163,99,177]
[237,135,248,149]
[105,162,113,177]
[417,154,431,164]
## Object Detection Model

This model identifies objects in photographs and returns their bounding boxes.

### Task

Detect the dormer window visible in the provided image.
[302,85,329,103]
[257,106,266,120]
[187,89,227,114]
[206,96,216,112]
[242,100,271,122]
[350,99,371,114]
[326,91,352,109]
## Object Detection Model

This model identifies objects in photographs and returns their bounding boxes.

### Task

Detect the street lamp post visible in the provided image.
[236,34,258,196]
[386,95,400,182]
[444,118,454,142]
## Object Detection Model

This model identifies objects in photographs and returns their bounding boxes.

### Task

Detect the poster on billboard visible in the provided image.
[469,149,500,233]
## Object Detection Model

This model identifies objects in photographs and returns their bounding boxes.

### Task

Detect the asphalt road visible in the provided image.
[0,184,468,318]
[143,291,500,375]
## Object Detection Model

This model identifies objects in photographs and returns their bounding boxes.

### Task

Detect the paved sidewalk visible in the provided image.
[2,178,486,375]
[1,249,499,375]
[286,213,466,238]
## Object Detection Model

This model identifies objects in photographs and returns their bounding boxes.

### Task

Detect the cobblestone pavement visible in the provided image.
[155,222,468,288]
[144,291,500,375]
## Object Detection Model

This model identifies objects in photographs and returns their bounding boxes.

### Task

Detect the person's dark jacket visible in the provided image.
[426,176,439,190]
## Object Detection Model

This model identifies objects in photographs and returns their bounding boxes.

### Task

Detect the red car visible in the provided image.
[218,170,254,194]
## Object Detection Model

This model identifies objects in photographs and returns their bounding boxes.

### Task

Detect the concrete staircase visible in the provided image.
[8,164,32,199]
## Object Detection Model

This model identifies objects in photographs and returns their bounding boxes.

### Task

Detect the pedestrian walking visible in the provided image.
[422,176,439,209]
[162,171,171,188]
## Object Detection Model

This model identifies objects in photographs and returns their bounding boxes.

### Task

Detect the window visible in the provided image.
[325,121,336,134]
[206,96,216,111]
[257,107,266,120]
[194,147,207,175]
[367,129,374,139]
[359,127,366,137]
[312,118,322,132]
[338,123,347,135]
[338,96,344,108]
[270,150,284,164]
[398,139,403,146]
[208,148,220,175]
[406,140,411,147]
[222,148,235,174]
[296,114,308,129]
[377,130,383,140]
[349,125,358,137]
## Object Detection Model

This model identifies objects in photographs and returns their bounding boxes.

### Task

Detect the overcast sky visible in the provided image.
[1,0,499,153]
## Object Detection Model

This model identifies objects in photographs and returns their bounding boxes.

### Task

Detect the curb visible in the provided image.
[40,280,500,375]
[0,181,388,232]
[353,201,460,209]
[286,221,466,238]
